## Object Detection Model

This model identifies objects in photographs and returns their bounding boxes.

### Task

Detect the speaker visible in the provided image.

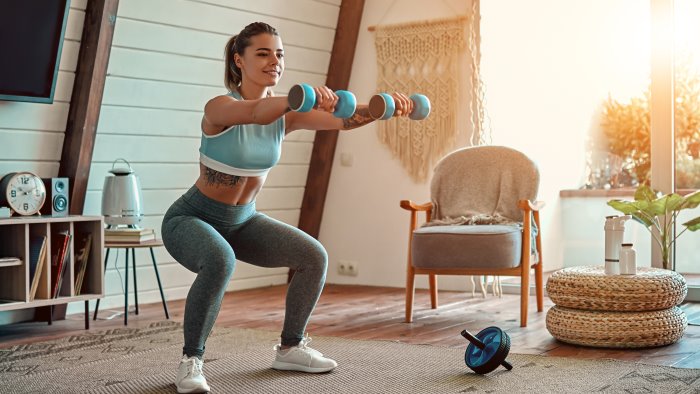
[41,177,69,217]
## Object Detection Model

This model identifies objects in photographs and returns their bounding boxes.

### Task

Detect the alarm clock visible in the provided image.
[0,172,47,216]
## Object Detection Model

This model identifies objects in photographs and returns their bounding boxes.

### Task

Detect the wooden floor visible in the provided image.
[1,284,699,368]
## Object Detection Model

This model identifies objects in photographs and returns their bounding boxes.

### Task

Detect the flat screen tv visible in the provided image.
[0,0,71,104]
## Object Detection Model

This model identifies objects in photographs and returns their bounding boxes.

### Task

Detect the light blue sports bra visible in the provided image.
[199,90,285,177]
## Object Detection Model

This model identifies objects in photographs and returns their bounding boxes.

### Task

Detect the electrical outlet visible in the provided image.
[347,261,358,276]
[338,260,359,276]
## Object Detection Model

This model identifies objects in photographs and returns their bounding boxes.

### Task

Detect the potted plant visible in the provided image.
[608,184,700,269]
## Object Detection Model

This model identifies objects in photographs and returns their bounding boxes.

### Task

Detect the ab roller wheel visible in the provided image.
[369,92,431,120]
[288,83,357,118]
[461,327,513,374]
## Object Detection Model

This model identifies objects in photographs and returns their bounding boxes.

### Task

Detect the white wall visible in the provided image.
[561,196,653,268]
[0,0,342,321]
[561,195,700,275]
[78,0,341,314]
[319,0,477,291]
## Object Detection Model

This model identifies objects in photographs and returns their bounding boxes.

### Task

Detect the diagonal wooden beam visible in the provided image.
[40,0,119,323]
[59,0,119,214]
[297,0,365,239]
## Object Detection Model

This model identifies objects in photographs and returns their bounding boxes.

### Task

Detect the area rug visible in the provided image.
[1,321,699,393]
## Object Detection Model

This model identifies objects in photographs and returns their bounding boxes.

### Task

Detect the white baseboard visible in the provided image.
[64,274,289,317]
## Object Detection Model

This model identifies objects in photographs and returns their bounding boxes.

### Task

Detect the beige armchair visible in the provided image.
[400,146,544,327]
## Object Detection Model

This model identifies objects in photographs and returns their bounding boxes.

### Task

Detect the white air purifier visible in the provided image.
[101,158,144,227]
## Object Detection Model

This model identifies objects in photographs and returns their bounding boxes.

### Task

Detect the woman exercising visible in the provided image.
[161,21,414,393]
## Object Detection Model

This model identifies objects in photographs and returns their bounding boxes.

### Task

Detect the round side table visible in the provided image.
[545,266,687,348]
[93,239,170,326]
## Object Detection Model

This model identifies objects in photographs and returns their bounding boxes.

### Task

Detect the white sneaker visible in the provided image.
[176,355,211,393]
[271,335,338,373]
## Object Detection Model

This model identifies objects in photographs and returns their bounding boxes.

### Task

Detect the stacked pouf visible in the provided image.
[546,266,687,348]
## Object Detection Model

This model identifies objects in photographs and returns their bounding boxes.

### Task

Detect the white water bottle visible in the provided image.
[604,215,630,275]
[605,258,620,275]
[619,243,636,275]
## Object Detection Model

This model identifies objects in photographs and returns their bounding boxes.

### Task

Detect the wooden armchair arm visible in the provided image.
[517,200,545,212]
[400,200,433,231]
[400,200,433,212]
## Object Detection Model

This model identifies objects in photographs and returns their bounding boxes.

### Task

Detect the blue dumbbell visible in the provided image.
[287,83,357,118]
[368,93,431,120]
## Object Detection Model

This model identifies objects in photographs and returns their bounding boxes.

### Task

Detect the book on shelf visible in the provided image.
[29,235,48,301]
[74,232,93,295]
[54,240,72,298]
[50,231,72,299]
[0,257,21,267]
[104,227,156,243]
[104,227,153,235]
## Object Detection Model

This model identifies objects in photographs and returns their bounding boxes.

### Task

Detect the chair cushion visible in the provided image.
[411,225,522,270]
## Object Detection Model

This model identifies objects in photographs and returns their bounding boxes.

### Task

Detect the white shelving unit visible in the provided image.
[0,215,103,328]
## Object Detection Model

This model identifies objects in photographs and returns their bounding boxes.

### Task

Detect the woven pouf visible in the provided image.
[546,266,688,348]
[546,305,687,348]
[546,266,687,311]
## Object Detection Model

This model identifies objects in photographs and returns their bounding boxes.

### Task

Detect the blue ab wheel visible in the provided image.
[462,326,512,375]
[409,94,431,120]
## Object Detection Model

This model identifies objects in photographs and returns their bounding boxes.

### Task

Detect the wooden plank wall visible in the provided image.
[1,0,342,314]
[60,0,119,216]
[86,0,341,311]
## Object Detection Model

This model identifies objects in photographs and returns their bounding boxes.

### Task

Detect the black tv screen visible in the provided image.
[0,0,71,104]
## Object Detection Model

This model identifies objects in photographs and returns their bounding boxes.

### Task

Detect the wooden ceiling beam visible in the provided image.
[297,0,365,239]
[59,0,119,214]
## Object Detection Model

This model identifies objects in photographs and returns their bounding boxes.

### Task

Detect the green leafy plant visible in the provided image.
[608,184,700,269]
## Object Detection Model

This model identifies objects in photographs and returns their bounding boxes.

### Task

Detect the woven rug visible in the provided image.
[1,321,699,393]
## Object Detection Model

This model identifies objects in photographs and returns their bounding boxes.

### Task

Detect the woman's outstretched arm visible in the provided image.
[203,95,290,134]
[285,91,414,133]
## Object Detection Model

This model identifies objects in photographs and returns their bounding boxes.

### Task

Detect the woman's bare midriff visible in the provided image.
[194,164,266,205]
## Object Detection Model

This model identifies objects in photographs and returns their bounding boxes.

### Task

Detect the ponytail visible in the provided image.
[224,35,241,92]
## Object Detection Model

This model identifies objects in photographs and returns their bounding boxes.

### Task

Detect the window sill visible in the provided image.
[559,189,635,198]
[560,188,696,198]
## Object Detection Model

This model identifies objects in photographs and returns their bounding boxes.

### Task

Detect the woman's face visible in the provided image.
[235,33,284,88]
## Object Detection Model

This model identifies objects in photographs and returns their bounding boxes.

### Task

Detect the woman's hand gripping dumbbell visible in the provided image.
[288,83,357,118]
[368,92,431,120]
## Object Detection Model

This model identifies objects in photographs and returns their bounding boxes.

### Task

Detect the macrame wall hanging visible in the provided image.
[373,16,467,182]
[467,0,491,146]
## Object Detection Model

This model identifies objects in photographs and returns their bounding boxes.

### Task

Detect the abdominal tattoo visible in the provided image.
[203,167,242,186]
[342,107,374,130]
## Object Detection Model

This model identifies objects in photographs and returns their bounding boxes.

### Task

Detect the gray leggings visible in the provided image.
[161,186,328,358]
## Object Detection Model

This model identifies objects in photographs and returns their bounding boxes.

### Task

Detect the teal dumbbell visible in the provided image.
[368,93,431,120]
[287,83,357,118]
